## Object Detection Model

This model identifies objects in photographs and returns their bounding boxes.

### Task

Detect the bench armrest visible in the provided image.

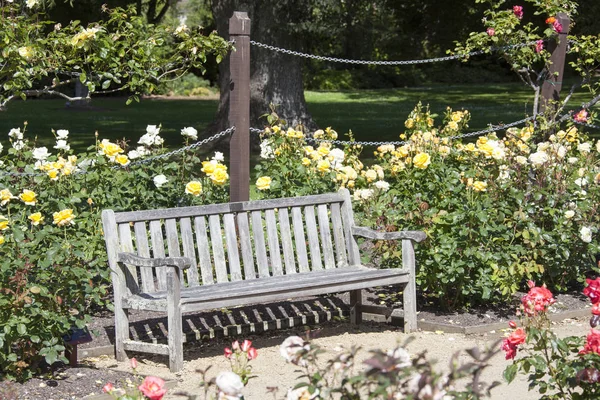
[117,252,192,270]
[351,226,427,242]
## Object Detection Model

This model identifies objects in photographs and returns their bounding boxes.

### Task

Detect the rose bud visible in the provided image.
[224,347,233,358]
[231,340,240,351]
[247,347,258,360]
[508,320,517,329]
[241,339,252,352]
[130,357,138,369]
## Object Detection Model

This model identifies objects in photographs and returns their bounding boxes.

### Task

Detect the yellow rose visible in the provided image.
[0,217,9,231]
[301,157,311,166]
[48,169,59,180]
[18,46,33,60]
[209,169,229,185]
[405,118,415,129]
[412,152,431,169]
[317,159,331,173]
[185,181,203,196]
[256,176,272,191]
[201,160,216,175]
[472,181,487,192]
[465,143,476,152]
[114,154,130,167]
[365,169,377,182]
[447,121,459,131]
[28,212,44,226]
[53,209,75,226]
[317,145,330,157]
[99,139,123,158]
[0,235,5,245]
[451,112,462,122]
[19,190,37,206]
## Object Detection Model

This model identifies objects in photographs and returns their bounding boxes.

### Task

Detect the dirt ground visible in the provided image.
[85,317,589,400]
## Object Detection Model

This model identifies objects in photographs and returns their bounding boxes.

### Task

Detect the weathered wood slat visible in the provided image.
[209,215,228,283]
[339,188,361,264]
[265,209,283,276]
[278,208,296,274]
[237,212,256,279]
[165,219,184,285]
[251,211,270,278]
[117,223,139,294]
[304,206,323,271]
[291,207,310,273]
[317,204,335,269]
[223,213,243,281]
[114,192,345,223]
[330,202,348,267]
[123,340,170,355]
[193,216,214,285]
[134,221,155,292]
[179,218,200,287]
[149,220,167,291]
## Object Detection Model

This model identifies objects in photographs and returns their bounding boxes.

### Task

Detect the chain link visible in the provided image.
[252,116,534,146]
[574,120,600,130]
[250,40,539,66]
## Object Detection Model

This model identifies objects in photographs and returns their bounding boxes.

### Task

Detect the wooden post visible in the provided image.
[539,12,570,114]
[229,12,251,202]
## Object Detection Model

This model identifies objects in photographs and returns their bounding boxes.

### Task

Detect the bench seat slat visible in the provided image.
[318,204,336,269]
[123,267,409,310]
[209,215,228,283]
[278,208,296,274]
[252,211,270,278]
[265,209,283,276]
[291,207,310,272]
[237,212,256,279]
[193,216,214,285]
[304,206,323,270]
[224,213,243,281]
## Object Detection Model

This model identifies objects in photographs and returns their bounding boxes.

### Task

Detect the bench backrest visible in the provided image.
[102,189,361,294]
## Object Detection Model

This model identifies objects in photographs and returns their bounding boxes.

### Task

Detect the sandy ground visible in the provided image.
[88,317,591,399]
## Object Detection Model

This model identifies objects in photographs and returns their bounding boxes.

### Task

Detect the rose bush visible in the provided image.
[503,278,600,398]
[0,124,230,380]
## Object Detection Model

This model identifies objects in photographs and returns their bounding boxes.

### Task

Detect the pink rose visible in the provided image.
[502,339,518,360]
[102,383,114,393]
[552,20,563,33]
[508,320,517,329]
[521,282,555,316]
[130,357,138,369]
[486,27,495,36]
[513,5,523,19]
[247,347,258,360]
[231,340,240,351]
[138,376,166,400]
[584,278,600,304]
[574,109,589,123]
[507,328,526,346]
[241,339,252,352]
[224,347,233,359]
[535,39,544,53]
[580,329,600,355]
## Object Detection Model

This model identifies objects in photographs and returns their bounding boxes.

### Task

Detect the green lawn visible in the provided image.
[1,82,598,152]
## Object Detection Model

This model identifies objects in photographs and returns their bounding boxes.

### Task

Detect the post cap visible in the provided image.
[229,11,251,35]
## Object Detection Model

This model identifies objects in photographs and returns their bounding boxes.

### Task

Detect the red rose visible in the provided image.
[513,5,523,19]
[224,347,233,358]
[241,339,252,352]
[138,376,166,400]
[584,278,600,304]
[507,328,526,346]
[521,283,555,316]
[580,329,600,355]
[502,339,518,360]
[247,347,258,360]
[508,320,517,329]
[102,383,114,393]
[593,303,600,316]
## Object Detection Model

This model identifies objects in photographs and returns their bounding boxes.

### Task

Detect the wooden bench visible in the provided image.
[101,189,426,372]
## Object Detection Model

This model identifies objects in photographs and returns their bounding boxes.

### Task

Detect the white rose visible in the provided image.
[578,142,592,153]
[537,142,550,152]
[575,178,588,187]
[386,347,411,369]
[280,336,308,365]
[146,125,161,135]
[287,387,320,400]
[556,145,567,159]
[374,180,390,191]
[138,133,155,147]
[596,140,600,153]
[56,129,69,140]
[212,151,225,162]
[8,128,23,140]
[581,226,593,243]
[215,371,243,398]
[568,157,579,164]
[329,148,345,168]
[54,140,70,151]
[564,210,575,219]
[260,139,274,159]
[153,174,168,188]
[12,140,25,150]
[127,149,141,160]
[515,155,528,165]
[26,0,39,8]
[181,126,198,140]
[528,151,549,166]
[360,188,374,200]
[578,168,587,177]
[32,147,50,160]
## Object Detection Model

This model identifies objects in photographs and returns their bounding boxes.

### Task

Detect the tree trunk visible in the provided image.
[209,0,317,138]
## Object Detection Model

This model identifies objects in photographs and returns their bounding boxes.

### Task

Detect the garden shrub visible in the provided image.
[0,124,229,380]
[254,103,600,308]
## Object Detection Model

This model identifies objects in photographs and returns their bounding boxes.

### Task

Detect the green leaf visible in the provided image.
[503,363,518,383]
[79,71,86,84]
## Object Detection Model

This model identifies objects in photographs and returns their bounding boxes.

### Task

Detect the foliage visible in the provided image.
[102,358,167,400]
[276,334,499,399]
[0,0,231,109]
[0,124,229,381]
[502,279,600,399]
[155,73,215,97]
[254,101,600,307]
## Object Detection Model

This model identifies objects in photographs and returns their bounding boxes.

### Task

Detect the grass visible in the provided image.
[1,82,598,152]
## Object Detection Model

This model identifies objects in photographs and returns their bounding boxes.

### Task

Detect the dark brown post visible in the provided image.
[539,12,570,114]
[229,12,251,202]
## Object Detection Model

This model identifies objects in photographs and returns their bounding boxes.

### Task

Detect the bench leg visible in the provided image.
[114,307,129,362]
[167,269,183,372]
[402,239,418,333]
[350,289,362,325]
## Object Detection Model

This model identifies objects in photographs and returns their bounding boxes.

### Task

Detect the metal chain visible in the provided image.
[250,40,539,65]
[126,126,235,168]
[574,120,600,130]
[252,116,535,147]
[0,127,236,177]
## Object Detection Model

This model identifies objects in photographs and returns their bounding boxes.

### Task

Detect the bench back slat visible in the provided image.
[193,216,214,285]
[179,217,200,287]
[149,220,167,290]
[209,215,228,283]
[278,208,297,274]
[134,221,155,292]
[251,210,270,278]
[265,209,283,276]
[223,213,243,281]
[104,190,361,291]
